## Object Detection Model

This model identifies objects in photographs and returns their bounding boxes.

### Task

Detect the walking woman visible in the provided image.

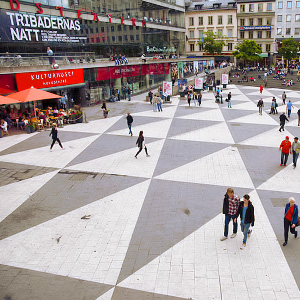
[198,92,202,106]
[49,123,64,151]
[135,131,150,158]
[187,92,191,107]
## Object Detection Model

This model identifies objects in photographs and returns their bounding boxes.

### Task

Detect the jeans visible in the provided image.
[293,151,299,167]
[241,222,251,244]
[128,124,132,135]
[153,103,157,112]
[157,102,162,112]
[228,100,232,108]
[123,92,126,100]
[221,96,223,104]
[288,109,292,118]
[281,152,289,165]
[128,94,131,101]
[224,214,237,237]
[284,218,296,243]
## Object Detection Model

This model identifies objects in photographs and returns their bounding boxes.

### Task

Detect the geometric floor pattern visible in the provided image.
[0,84,300,299]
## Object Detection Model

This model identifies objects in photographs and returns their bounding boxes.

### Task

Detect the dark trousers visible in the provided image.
[293,151,299,167]
[281,152,289,165]
[224,214,237,237]
[279,122,285,131]
[135,146,148,157]
[284,218,297,243]
[50,138,63,149]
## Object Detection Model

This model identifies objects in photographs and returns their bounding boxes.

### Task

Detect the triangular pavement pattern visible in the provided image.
[0,170,59,223]
[131,105,178,119]
[59,116,123,134]
[174,106,213,118]
[285,91,300,98]
[96,287,115,300]
[286,118,300,127]
[239,127,294,148]
[229,101,259,111]
[177,108,225,122]
[0,135,100,169]
[0,180,151,285]
[246,89,275,97]
[155,146,254,188]
[229,111,279,125]
[65,139,165,178]
[257,163,300,193]
[106,119,173,139]
[169,122,235,144]
[0,264,113,300]
[220,108,253,122]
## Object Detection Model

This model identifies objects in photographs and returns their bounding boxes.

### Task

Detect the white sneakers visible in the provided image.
[220,236,228,241]
[230,233,237,238]
[240,243,246,250]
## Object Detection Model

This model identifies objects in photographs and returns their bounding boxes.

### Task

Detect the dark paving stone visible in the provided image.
[0,264,112,300]
[167,118,220,138]
[153,140,229,177]
[112,286,189,300]
[117,179,250,284]
[220,108,253,122]
[174,105,213,118]
[284,126,300,138]
[0,131,99,156]
[0,172,147,240]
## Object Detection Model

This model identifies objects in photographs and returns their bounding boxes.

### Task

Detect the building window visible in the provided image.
[189,30,194,38]
[217,29,223,36]
[199,43,204,51]
[278,1,283,9]
[286,28,291,35]
[240,4,245,12]
[218,16,223,25]
[118,25,122,31]
[258,44,262,49]
[287,15,292,22]
[266,44,271,52]
[124,35,128,41]
[190,43,195,52]
[266,31,271,38]
[258,18,263,26]
[287,1,292,8]
[257,31,262,38]
[118,36,122,42]
[199,30,203,38]
[249,4,254,12]
[249,31,253,39]
[295,28,300,35]
[249,18,253,26]
[267,18,272,25]
[227,29,233,37]
[297,1,300,8]
[258,3,263,11]
[240,19,245,26]
[208,16,213,25]
[198,16,203,25]
[130,35,134,41]
[136,35,139,41]
[278,15,282,22]
[228,15,232,24]
[296,14,300,22]
[228,43,233,51]
[111,26,114,32]
[240,31,245,39]
[112,36,115,42]
[189,17,194,26]
[267,3,272,11]
[277,28,282,35]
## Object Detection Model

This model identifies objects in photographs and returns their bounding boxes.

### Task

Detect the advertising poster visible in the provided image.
[163,81,172,96]
[195,77,203,89]
[222,74,229,85]
[178,79,187,92]
[177,62,184,79]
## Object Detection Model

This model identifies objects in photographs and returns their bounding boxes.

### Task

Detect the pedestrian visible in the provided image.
[47,46,54,67]
[187,92,191,107]
[279,112,289,132]
[148,90,153,104]
[220,89,223,104]
[153,96,158,112]
[193,91,197,106]
[292,137,300,168]
[126,113,133,136]
[257,98,264,115]
[269,98,276,114]
[103,109,109,118]
[279,136,292,166]
[274,99,278,114]
[220,188,240,241]
[227,92,232,108]
[127,86,131,101]
[283,197,298,246]
[135,131,150,158]
[235,194,255,250]
[117,89,121,101]
[49,123,64,151]
[260,85,263,94]
[298,108,300,126]
[157,97,163,112]
[101,100,107,110]
[198,92,202,106]
[122,86,127,100]
[286,100,294,118]
[282,91,286,105]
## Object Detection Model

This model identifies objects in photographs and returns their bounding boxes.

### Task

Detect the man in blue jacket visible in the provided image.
[283,197,298,246]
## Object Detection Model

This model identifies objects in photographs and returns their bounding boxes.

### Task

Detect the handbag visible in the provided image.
[225,98,229,102]
[296,217,300,227]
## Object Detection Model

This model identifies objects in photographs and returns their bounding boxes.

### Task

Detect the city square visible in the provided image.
[0,84,300,299]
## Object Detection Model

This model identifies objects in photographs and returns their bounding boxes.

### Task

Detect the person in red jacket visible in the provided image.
[279,136,292,166]
[260,85,263,94]
[283,197,298,246]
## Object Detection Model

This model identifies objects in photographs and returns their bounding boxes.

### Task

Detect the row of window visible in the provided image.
[89,35,140,43]
[239,31,272,39]
[277,28,300,35]
[240,18,272,26]
[189,43,270,53]
[189,29,234,38]
[278,1,300,9]
[278,15,300,22]
[81,25,140,34]
[189,15,233,26]
[240,3,272,12]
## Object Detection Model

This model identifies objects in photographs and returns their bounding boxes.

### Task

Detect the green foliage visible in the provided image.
[233,40,262,61]
[198,31,226,55]
[278,38,300,62]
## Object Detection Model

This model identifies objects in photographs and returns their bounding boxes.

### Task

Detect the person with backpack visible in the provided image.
[257,98,264,115]
[283,197,298,246]
[135,131,150,158]
[126,113,133,136]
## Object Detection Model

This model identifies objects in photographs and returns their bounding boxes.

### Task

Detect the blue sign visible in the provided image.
[240,26,271,31]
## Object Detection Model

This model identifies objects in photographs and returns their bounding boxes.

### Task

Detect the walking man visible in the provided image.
[148,90,153,104]
[279,112,289,132]
[257,98,264,115]
[227,92,232,108]
[126,113,133,136]
[127,86,131,101]
[292,137,300,168]
[157,97,163,112]
[279,136,292,166]
[282,91,286,105]
[49,123,64,151]
[220,188,240,241]
[187,92,191,107]
[220,89,223,104]
[283,197,298,246]
[235,194,255,250]
[122,86,127,100]
[286,100,294,118]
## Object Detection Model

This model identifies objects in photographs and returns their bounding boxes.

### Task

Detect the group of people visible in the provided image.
[279,136,300,168]
[110,54,128,65]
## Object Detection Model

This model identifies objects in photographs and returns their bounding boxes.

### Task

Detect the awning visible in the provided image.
[41,83,86,92]
[258,54,268,58]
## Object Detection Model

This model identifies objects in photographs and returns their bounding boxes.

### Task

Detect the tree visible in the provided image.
[278,38,300,65]
[198,31,226,55]
[233,40,262,65]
